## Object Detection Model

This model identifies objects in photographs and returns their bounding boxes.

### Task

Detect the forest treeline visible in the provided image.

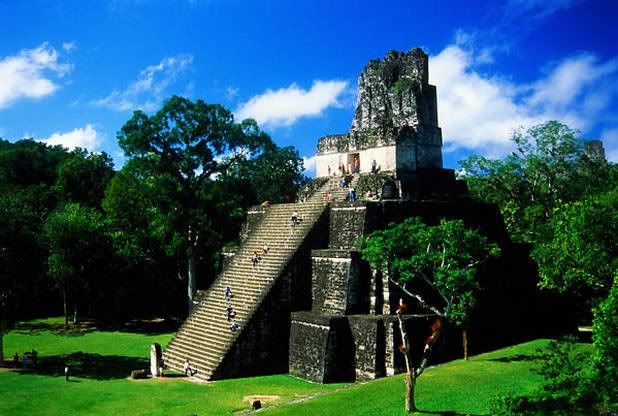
[0,96,307,328]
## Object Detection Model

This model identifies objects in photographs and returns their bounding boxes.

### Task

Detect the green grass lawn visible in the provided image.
[0,317,579,415]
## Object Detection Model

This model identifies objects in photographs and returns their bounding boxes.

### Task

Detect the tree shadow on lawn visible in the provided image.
[13,320,98,337]
[483,353,538,363]
[98,318,181,335]
[13,318,180,337]
[15,352,148,380]
[419,411,486,416]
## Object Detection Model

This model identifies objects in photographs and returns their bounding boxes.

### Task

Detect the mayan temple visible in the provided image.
[162,48,549,382]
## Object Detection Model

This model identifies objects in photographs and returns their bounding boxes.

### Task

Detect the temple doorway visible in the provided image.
[347,153,360,174]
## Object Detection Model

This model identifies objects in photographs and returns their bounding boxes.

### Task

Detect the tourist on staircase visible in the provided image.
[251,251,260,269]
[226,305,236,321]
[290,210,299,227]
[183,359,197,376]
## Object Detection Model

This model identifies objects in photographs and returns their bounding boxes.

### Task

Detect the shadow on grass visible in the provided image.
[13,318,180,337]
[161,373,186,378]
[419,411,486,416]
[484,353,538,363]
[98,318,181,335]
[14,352,148,380]
[13,320,98,337]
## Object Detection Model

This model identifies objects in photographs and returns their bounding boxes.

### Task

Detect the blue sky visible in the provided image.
[1,0,617,173]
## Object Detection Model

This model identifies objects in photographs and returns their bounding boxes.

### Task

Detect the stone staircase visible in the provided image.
[163,184,333,381]
[314,174,361,203]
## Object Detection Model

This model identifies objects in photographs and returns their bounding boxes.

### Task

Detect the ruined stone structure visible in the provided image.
[316,49,442,179]
[163,48,558,383]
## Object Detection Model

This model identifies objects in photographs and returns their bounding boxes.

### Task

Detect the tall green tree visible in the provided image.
[0,139,70,190]
[459,121,612,243]
[532,189,617,308]
[54,149,115,208]
[221,145,306,203]
[116,95,272,310]
[592,275,618,407]
[0,192,43,363]
[103,158,185,317]
[43,203,111,327]
[361,218,499,413]
[0,139,73,333]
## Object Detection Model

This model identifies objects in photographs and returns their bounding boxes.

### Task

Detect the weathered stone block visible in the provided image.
[289,312,354,383]
[311,249,369,315]
[328,204,368,250]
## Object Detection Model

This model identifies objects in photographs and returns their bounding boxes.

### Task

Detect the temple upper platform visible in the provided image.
[315,48,443,177]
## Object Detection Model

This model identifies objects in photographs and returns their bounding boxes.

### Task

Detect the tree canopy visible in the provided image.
[532,189,617,305]
[362,217,500,325]
[43,203,112,326]
[114,95,304,309]
[459,121,613,243]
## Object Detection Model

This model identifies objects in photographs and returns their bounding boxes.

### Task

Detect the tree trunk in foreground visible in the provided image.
[463,324,469,360]
[397,310,416,413]
[405,371,415,413]
[63,289,68,328]
[187,253,196,312]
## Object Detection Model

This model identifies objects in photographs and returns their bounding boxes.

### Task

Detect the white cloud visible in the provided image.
[528,54,618,110]
[226,86,239,101]
[601,129,618,163]
[431,45,618,156]
[62,42,77,53]
[0,43,72,109]
[235,80,349,127]
[42,124,102,151]
[302,155,316,176]
[505,0,582,20]
[93,54,193,112]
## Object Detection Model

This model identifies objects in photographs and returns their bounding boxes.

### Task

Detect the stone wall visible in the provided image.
[221,246,240,271]
[350,49,430,134]
[311,250,370,315]
[328,204,368,250]
[348,315,386,380]
[315,145,397,177]
[288,312,354,383]
[289,312,438,383]
[239,205,267,243]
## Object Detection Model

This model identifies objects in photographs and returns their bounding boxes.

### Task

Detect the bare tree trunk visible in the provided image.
[73,303,78,326]
[416,317,443,378]
[463,324,469,360]
[187,253,196,313]
[63,288,68,328]
[397,310,416,413]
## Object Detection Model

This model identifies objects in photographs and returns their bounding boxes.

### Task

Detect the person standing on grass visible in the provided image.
[65,365,70,381]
